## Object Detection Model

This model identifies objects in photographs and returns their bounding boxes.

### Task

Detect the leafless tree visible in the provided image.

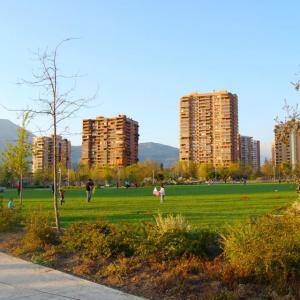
[18,38,95,230]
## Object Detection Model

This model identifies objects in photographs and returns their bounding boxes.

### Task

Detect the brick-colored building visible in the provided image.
[81,115,139,167]
[274,123,300,168]
[32,135,71,173]
[179,90,239,167]
[239,135,261,172]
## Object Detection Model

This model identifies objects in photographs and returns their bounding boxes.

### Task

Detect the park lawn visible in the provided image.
[1,183,297,228]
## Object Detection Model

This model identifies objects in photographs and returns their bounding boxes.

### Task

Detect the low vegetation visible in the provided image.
[0,200,23,232]
[222,211,300,285]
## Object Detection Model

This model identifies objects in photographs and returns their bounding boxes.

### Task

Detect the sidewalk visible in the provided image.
[0,252,144,300]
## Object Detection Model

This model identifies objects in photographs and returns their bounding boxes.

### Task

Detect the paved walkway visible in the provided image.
[0,252,144,300]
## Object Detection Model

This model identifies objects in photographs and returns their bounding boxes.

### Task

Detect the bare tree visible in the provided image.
[19,39,94,230]
[275,81,300,190]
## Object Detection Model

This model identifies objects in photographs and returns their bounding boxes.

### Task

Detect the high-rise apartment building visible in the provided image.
[274,123,300,168]
[179,90,239,167]
[271,142,276,165]
[239,135,261,172]
[32,135,71,173]
[81,115,139,168]
[252,140,261,173]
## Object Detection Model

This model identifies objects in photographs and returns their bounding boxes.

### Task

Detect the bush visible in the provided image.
[0,200,23,232]
[222,213,300,284]
[138,214,221,260]
[21,211,61,252]
[62,221,136,259]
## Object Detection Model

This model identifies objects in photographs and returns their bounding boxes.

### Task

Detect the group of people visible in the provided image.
[7,178,165,209]
[51,178,95,205]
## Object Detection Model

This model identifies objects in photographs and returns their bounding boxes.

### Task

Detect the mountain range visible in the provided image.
[0,119,179,167]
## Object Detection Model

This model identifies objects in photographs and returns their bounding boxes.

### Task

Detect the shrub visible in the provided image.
[222,213,300,284]
[21,211,61,252]
[154,213,191,233]
[62,221,136,259]
[0,200,23,232]
[138,214,221,260]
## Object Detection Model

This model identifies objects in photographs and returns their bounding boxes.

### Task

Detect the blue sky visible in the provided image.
[1,1,300,159]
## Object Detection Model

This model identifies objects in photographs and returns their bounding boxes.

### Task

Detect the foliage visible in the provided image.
[21,211,61,252]
[154,213,191,233]
[222,212,300,284]
[0,200,23,232]
[1,112,31,203]
[261,159,274,178]
[138,214,221,260]
[197,163,215,180]
[62,221,136,259]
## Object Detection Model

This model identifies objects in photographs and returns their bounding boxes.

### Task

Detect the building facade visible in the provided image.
[252,140,261,173]
[274,124,300,168]
[32,135,71,173]
[81,115,139,168]
[179,90,239,167]
[239,135,261,172]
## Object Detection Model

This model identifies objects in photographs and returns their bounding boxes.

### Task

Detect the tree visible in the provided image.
[18,39,94,229]
[197,163,214,180]
[219,166,231,183]
[279,162,292,180]
[261,159,274,179]
[2,113,31,204]
[228,163,241,180]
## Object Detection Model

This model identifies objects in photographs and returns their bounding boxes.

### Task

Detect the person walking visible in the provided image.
[86,178,94,203]
[159,184,165,204]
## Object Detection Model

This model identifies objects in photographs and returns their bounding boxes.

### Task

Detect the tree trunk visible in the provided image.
[53,115,60,230]
[20,173,23,205]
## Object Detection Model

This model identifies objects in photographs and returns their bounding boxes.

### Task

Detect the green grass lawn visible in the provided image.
[1,183,297,228]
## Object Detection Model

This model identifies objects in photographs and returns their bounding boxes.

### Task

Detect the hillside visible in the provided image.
[138,142,178,167]
[71,146,82,168]
[70,142,179,168]
[0,119,34,151]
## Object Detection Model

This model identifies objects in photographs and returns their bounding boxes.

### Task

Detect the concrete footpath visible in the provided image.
[0,252,144,300]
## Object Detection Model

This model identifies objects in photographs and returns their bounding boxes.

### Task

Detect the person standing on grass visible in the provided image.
[86,178,94,203]
[16,182,21,197]
[59,189,65,206]
[159,184,165,204]
[7,198,14,209]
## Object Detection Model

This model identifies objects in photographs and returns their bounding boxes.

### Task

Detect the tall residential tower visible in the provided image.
[274,123,300,168]
[239,135,261,172]
[179,90,239,167]
[81,115,139,168]
[32,135,71,173]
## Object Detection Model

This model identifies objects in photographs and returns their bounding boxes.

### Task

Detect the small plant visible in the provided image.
[100,259,129,280]
[31,253,53,267]
[138,213,221,260]
[154,213,191,233]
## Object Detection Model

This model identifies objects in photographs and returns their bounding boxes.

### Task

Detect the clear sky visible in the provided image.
[1,1,300,159]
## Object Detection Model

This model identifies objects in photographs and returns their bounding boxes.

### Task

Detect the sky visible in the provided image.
[1,1,300,159]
